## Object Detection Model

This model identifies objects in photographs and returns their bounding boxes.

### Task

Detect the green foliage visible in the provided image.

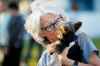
[92,37,100,49]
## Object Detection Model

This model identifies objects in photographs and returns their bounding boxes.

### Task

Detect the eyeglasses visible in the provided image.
[41,15,64,31]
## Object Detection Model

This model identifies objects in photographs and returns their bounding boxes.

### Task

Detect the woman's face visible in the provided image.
[40,13,65,53]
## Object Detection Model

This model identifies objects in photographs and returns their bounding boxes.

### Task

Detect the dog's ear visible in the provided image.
[74,21,82,32]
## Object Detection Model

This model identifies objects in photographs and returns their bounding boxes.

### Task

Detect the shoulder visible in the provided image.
[76,31,88,40]
[38,50,50,64]
[41,50,49,57]
[75,31,91,47]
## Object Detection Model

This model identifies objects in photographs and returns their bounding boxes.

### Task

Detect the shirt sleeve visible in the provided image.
[78,32,99,63]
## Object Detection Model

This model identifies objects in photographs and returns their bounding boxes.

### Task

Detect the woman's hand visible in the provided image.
[57,42,76,66]
[57,47,74,66]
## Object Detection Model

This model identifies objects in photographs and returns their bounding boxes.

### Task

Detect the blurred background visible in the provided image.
[0,0,100,66]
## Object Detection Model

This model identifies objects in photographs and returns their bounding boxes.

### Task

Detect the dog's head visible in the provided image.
[55,21,82,54]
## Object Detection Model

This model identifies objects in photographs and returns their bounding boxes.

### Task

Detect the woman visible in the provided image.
[25,1,100,66]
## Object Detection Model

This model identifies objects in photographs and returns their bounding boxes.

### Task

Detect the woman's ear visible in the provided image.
[74,21,82,32]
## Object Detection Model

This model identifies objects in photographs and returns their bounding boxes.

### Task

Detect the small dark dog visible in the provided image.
[56,22,83,62]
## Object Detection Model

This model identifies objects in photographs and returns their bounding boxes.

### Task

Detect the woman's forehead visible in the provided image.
[40,13,57,19]
[40,13,58,25]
